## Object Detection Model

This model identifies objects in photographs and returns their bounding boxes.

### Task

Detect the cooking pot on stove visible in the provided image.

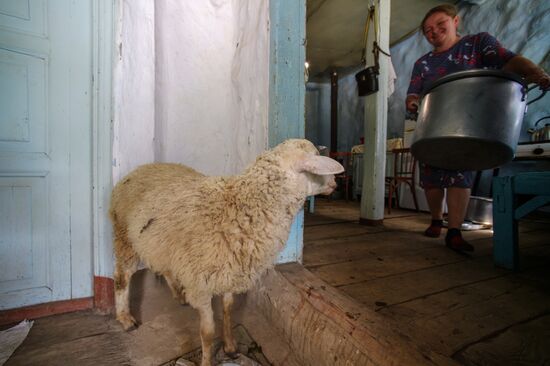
[528,116,550,142]
[411,70,546,170]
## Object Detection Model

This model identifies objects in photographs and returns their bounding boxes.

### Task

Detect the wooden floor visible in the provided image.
[3,267,299,366]
[5,199,550,365]
[304,199,550,365]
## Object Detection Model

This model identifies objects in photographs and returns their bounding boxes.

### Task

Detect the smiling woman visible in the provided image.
[405,3,550,254]
[420,3,459,52]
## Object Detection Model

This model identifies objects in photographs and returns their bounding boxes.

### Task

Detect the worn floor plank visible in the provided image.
[5,311,132,366]
[309,245,465,287]
[304,221,385,241]
[304,199,550,364]
[381,265,550,355]
[456,313,550,365]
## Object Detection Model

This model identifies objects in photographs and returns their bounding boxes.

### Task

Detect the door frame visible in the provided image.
[91,0,116,309]
[269,0,307,264]
[92,0,308,305]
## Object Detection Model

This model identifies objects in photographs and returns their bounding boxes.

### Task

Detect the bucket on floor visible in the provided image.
[465,196,493,226]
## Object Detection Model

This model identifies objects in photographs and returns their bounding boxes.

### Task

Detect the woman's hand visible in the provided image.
[527,70,550,90]
[406,94,420,113]
[503,56,550,90]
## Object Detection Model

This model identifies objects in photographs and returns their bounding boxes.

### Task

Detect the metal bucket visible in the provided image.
[411,70,545,171]
[465,196,493,225]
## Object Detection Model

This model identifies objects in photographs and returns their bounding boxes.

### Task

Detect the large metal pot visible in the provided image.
[465,196,493,226]
[411,70,545,170]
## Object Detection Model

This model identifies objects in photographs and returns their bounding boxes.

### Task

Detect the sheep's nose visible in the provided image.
[322,180,337,195]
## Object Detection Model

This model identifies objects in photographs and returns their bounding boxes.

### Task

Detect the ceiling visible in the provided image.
[306,0,443,80]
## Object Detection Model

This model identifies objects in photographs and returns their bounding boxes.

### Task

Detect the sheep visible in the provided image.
[109,138,344,366]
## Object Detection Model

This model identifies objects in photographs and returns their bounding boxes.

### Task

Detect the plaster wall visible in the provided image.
[113,0,156,183]
[154,0,269,176]
[114,0,269,182]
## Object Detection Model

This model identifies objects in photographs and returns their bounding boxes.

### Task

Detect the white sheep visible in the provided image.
[109,139,344,366]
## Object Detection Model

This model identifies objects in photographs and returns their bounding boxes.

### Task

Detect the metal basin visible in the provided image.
[465,196,493,226]
[411,70,532,171]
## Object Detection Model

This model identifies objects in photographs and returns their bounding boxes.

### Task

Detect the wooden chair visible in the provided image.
[386,148,419,214]
[329,152,353,201]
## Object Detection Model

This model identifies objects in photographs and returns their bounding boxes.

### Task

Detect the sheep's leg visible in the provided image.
[164,273,187,304]
[222,292,237,357]
[113,234,139,330]
[195,297,215,366]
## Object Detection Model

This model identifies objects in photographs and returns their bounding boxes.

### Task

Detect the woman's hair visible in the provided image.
[421,4,458,33]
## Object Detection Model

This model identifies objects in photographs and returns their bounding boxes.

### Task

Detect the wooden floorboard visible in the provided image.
[304,199,550,364]
[308,244,466,287]
[304,221,385,241]
[381,265,550,355]
[455,312,550,365]
[5,311,132,366]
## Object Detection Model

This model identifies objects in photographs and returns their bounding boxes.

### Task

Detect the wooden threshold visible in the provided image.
[0,297,93,327]
[0,276,114,326]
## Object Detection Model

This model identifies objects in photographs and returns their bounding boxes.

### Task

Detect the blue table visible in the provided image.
[492,171,550,270]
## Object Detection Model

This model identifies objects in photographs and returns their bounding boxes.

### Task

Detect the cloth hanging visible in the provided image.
[388,59,397,96]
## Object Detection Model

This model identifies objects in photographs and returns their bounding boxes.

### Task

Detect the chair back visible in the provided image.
[392,148,416,180]
[329,152,353,175]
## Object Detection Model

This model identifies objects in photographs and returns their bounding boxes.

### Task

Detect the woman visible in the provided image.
[406,4,550,252]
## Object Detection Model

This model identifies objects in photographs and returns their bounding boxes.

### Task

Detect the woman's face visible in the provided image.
[423,12,459,49]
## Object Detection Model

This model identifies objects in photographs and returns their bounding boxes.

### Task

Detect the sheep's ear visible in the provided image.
[296,155,344,175]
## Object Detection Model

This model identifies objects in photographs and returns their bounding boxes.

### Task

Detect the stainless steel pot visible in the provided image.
[465,196,493,226]
[411,70,546,170]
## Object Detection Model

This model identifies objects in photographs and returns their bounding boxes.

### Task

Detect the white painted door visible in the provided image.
[0,0,93,310]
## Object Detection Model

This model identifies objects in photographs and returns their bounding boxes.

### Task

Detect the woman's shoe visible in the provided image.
[445,233,474,252]
[424,225,442,237]
[424,219,443,238]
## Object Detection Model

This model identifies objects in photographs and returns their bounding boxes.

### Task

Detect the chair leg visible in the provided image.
[409,182,419,212]
[387,182,394,214]
[394,184,400,209]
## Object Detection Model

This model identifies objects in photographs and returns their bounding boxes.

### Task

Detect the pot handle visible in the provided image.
[526,84,547,105]
[534,116,550,128]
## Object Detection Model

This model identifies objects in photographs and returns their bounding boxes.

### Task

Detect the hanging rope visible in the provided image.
[361,2,390,71]
[355,1,390,97]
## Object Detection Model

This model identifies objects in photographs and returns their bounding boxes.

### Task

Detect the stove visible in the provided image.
[515,141,550,158]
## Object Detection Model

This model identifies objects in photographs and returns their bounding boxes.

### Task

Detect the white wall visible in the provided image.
[113,0,156,183]
[114,0,269,182]
[154,0,269,176]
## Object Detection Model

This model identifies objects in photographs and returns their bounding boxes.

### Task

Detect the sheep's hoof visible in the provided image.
[117,313,138,331]
[224,350,239,360]
[223,345,238,359]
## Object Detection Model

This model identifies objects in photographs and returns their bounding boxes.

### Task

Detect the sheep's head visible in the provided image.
[274,139,344,196]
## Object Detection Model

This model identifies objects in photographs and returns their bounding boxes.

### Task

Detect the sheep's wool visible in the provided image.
[110,139,328,307]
